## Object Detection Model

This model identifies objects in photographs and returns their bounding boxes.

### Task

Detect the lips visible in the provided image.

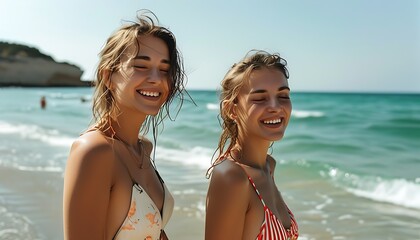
[263,118,282,124]
[260,117,284,126]
[137,90,161,98]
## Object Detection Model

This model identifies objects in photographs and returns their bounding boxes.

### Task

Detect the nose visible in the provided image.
[147,68,164,84]
[267,98,281,113]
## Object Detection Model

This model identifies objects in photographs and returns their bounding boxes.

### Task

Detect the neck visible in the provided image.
[233,138,271,170]
[103,111,147,147]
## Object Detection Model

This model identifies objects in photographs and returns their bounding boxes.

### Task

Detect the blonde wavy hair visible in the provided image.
[91,10,186,136]
[209,50,289,174]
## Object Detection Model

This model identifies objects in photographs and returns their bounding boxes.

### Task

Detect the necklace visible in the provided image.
[112,134,150,169]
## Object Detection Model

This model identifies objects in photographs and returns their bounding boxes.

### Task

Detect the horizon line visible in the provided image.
[184,88,420,95]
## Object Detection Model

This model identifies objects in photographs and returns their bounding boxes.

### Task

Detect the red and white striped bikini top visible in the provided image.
[245,174,299,240]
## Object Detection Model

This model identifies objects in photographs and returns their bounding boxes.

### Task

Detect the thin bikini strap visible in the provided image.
[116,149,164,186]
[150,163,166,218]
[233,161,267,207]
[153,167,165,184]
[117,149,138,185]
[87,127,146,186]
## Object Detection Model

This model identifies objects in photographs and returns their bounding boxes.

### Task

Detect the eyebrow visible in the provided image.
[134,55,170,64]
[250,86,290,94]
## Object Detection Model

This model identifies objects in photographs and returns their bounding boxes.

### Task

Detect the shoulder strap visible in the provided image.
[233,161,267,207]
[153,166,164,184]
[116,151,137,185]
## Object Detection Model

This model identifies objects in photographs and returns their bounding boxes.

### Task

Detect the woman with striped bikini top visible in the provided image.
[207,156,299,240]
[205,51,299,239]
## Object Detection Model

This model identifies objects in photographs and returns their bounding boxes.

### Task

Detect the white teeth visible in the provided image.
[263,119,282,124]
[139,90,160,97]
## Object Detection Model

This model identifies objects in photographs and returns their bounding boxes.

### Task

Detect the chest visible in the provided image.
[248,174,292,230]
[106,157,165,238]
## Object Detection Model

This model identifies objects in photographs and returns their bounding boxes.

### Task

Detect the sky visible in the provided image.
[1,0,419,93]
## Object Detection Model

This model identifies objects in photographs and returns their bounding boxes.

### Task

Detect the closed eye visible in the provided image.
[133,65,147,70]
[253,98,266,103]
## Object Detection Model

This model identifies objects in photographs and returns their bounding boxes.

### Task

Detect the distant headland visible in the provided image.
[0,42,91,87]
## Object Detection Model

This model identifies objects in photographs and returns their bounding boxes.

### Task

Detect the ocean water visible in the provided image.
[0,87,419,239]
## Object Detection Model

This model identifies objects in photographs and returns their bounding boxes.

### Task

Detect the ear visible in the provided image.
[102,70,113,90]
[230,103,238,122]
[222,100,237,121]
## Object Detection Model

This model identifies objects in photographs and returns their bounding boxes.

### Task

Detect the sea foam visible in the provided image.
[347,178,420,210]
[292,110,325,118]
[206,103,219,110]
[0,121,74,147]
[327,167,420,210]
[156,145,213,170]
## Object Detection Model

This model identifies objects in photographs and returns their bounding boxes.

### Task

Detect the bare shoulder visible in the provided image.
[63,131,117,239]
[70,131,114,160]
[206,159,251,239]
[212,159,248,184]
[66,131,116,182]
[210,159,250,194]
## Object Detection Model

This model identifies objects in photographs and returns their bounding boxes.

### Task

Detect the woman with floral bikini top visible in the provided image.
[205,51,299,240]
[63,10,187,240]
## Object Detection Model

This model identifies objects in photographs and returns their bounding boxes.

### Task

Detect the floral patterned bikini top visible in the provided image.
[113,172,174,240]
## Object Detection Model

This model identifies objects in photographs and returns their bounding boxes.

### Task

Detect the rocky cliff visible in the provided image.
[0,42,90,87]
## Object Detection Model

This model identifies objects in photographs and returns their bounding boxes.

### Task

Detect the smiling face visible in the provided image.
[111,35,170,117]
[235,67,292,143]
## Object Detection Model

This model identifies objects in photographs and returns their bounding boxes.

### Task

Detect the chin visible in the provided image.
[138,106,162,116]
[148,110,161,116]
[270,132,285,141]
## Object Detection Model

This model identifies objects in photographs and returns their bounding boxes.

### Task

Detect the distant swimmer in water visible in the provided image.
[40,96,46,109]
[80,96,88,103]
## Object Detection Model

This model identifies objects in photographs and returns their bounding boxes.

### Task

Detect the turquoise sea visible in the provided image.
[0,87,419,239]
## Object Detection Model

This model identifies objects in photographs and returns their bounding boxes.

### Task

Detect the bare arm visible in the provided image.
[63,135,115,240]
[205,160,250,240]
